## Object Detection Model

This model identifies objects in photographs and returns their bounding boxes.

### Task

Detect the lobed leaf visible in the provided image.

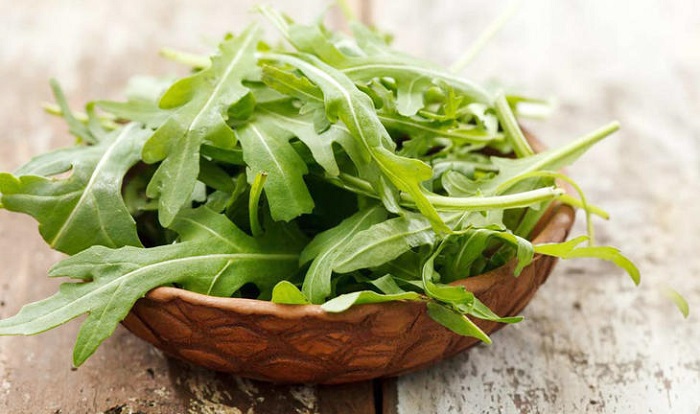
[235,116,314,221]
[143,25,261,226]
[0,124,149,254]
[0,207,300,365]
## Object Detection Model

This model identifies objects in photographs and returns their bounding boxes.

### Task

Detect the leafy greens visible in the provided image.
[0,7,641,366]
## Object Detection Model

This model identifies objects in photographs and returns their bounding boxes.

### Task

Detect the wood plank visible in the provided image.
[381,378,399,414]
[317,381,377,414]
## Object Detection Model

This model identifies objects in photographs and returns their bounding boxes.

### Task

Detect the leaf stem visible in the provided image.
[332,172,562,212]
[411,187,564,211]
[494,93,534,158]
[495,169,606,242]
[249,172,268,237]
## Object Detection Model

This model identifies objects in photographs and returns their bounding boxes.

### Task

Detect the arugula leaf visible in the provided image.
[235,115,314,221]
[661,285,689,318]
[470,297,523,324]
[0,124,149,254]
[534,236,640,285]
[369,274,408,294]
[449,227,534,278]
[143,25,261,226]
[97,100,169,129]
[257,101,362,177]
[271,281,309,305]
[0,207,300,365]
[321,290,421,313]
[333,212,461,273]
[426,302,491,344]
[263,52,449,232]
[49,80,98,144]
[301,206,386,303]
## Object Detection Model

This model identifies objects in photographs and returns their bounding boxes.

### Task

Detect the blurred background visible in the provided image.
[0,1,698,412]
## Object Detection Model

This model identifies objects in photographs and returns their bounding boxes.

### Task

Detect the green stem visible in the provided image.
[494,170,608,243]
[378,114,503,144]
[494,93,534,158]
[248,172,268,237]
[333,172,562,212]
[410,187,563,211]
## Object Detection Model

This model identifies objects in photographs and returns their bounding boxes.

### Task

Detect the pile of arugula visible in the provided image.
[0,7,638,367]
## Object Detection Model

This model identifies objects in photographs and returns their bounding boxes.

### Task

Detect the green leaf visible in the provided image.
[420,243,475,305]
[492,122,620,194]
[662,285,690,318]
[333,212,448,273]
[200,145,245,165]
[261,65,324,102]
[341,55,492,108]
[235,116,314,221]
[301,206,386,303]
[345,21,493,112]
[271,281,309,304]
[198,158,236,193]
[49,79,96,144]
[0,124,149,254]
[0,207,300,366]
[534,236,640,285]
[426,302,491,344]
[257,102,362,177]
[469,297,523,324]
[370,274,406,294]
[97,99,169,128]
[321,290,421,313]
[142,26,261,226]
[263,52,449,232]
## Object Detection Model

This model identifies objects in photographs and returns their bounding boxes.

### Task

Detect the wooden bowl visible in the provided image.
[121,136,576,384]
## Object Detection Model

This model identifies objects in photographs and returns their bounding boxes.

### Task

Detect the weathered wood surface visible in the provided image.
[375,1,700,412]
[1,0,699,413]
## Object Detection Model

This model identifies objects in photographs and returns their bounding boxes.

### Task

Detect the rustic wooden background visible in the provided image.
[1,1,698,413]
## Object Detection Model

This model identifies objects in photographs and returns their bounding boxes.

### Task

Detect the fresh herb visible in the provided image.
[0,7,641,366]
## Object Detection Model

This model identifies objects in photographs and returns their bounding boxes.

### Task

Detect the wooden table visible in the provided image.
[1,1,698,412]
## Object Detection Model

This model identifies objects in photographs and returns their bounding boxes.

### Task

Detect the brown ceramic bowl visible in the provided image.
[121,135,575,384]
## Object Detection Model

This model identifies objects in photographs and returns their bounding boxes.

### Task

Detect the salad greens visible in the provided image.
[0,6,639,367]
